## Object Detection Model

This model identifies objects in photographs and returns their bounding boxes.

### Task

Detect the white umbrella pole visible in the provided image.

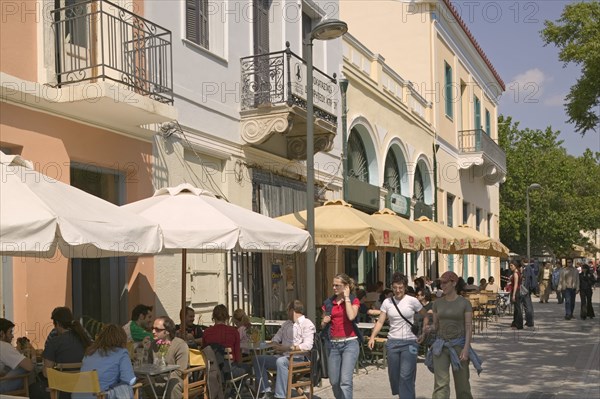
[181,248,187,339]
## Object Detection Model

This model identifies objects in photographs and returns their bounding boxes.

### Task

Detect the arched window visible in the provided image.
[414,167,424,202]
[384,151,401,194]
[348,129,369,182]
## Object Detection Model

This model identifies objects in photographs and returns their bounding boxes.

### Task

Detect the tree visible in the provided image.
[541,1,600,135]
[498,115,600,257]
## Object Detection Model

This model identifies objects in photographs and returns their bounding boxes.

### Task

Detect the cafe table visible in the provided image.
[133,363,180,399]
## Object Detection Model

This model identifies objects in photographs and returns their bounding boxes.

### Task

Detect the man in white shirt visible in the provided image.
[253,300,315,399]
[0,318,33,394]
[486,276,499,293]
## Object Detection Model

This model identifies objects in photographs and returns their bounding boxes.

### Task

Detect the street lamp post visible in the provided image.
[339,77,349,201]
[305,19,348,321]
[526,183,542,263]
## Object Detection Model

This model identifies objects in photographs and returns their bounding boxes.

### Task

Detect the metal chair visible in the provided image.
[223,347,249,399]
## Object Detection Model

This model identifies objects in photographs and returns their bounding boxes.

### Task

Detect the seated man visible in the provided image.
[253,300,315,399]
[464,276,480,292]
[123,304,154,342]
[175,306,203,349]
[0,318,34,394]
[486,276,499,293]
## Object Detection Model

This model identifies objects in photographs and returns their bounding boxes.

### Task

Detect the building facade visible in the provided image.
[340,0,506,283]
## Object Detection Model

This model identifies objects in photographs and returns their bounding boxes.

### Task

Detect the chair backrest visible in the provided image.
[189,348,206,367]
[54,362,83,372]
[286,351,313,399]
[47,368,101,395]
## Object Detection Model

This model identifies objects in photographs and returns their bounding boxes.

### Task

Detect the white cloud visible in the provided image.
[504,68,551,105]
[543,94,565,107]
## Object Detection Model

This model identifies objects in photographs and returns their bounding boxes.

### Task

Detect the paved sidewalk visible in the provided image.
[314,290,600,399]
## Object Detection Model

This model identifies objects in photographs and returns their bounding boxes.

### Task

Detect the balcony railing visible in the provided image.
[240,43,337,125]
[51,0,173,104]
[458,129,506,169]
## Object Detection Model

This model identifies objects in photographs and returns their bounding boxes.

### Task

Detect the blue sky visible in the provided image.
[455,0,599,156]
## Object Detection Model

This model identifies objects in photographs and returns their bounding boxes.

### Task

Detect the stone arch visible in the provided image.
[348,117,380,186]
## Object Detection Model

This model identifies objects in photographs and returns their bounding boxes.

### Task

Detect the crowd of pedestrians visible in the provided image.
[1,260,595,399]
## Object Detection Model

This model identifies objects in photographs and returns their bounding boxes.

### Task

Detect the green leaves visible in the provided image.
[541,2,600,135]
[498,115,600,257]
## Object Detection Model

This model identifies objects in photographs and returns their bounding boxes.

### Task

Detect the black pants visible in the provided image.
[511,293,523,329]
[580,289,595,319]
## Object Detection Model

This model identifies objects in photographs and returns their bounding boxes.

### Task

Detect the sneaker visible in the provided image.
[258,392,274,399]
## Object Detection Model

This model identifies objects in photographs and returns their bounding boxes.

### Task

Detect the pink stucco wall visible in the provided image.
[1,101,156,347]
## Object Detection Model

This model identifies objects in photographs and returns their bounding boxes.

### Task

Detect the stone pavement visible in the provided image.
[313,289,600,399]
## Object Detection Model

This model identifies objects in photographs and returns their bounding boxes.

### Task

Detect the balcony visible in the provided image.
[458,129,507,185]
[240,44,338,160]
[0,0,176,138]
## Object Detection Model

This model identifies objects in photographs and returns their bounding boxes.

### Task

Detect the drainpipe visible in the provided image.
[339,77,349,201]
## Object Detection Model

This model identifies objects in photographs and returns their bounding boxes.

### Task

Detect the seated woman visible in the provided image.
[202,305,250,377]
[231,309,252,354]
[73,324,136,399]
[43,307,92,374]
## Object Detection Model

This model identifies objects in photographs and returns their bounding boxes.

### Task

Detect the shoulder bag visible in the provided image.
[391,297,420,336]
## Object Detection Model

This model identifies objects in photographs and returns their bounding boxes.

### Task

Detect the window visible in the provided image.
[462,201,469,225]
[476,208,482,231]
[474,95,481,130]
[302,12,313,58]
[447,194,455,227]
[186,0,209,49]
[487,213,493,236]
[485,109,491,136]
[444,62,453,118]
[384,151,401,194]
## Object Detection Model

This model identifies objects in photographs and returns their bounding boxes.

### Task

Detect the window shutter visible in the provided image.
[199,0,209,48]
[186,0,199,44]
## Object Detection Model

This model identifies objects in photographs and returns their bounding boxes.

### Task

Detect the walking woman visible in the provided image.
[425,271,482,399]
[321,273,361,399]
[368,273,424,399]
[509,263,524,329]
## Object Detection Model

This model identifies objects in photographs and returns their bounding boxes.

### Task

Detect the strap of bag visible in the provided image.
[391,297,414,328]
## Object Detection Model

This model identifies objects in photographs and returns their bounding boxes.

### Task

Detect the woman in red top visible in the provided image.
[321,273,360,399]
[509,263,524,330]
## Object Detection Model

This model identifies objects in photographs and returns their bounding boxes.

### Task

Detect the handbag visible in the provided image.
[391,297,420,336]
[519,282,529,296]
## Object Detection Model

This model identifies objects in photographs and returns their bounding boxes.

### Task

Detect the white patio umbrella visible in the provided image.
[122,183,312,334]
[0,152,163,258]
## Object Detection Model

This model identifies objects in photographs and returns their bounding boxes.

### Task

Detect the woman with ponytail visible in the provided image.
[42,307,91,377]
[321,273,361,399]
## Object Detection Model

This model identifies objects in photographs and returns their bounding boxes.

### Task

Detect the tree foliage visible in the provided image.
[498,115,600,257]
[541,1,600,135]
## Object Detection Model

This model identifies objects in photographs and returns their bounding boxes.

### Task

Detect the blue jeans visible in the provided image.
[386,339,418,399]
[564,288,577,317]
[327,338,360,399]
[0,367,29,393]
[253,354,291,398]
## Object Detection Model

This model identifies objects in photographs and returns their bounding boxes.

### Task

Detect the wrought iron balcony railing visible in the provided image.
[240,44,337,125]
[458,129,506,170]
[51,0,173,104]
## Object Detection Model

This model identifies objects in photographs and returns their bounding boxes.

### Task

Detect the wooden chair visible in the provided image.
[47,368,141,399]
[223,347,249,399]
[0,372,31,397]
[182,348,208,399]
[286,350,313,399]
[466,296,482,335]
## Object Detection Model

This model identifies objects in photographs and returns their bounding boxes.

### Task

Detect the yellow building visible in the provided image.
[341,0,506,282]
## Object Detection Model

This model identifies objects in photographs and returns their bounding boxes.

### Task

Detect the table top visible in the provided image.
[251,319,286,327]
[133,364,180,376]
[240,342,274,351]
